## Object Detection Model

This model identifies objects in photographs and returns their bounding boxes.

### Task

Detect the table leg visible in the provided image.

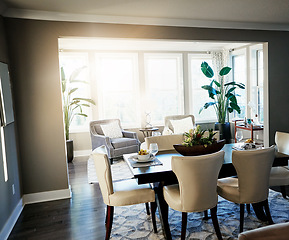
[153,182,172,240]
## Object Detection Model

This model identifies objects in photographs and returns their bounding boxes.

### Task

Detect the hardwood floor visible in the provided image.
[8,158,107,240]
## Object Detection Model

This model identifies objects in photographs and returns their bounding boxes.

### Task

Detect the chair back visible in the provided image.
[91,145,113,205]
[171,150,224,212]
[145,134,184,152]
[275,131,289,155]
[232,146,275,203]
[90,119,121,135]
[164,115,195,133]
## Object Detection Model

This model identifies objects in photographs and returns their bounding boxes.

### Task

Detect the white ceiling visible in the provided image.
[2,0,289,31]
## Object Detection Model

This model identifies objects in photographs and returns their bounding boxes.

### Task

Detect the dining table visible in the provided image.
[123,143,289,240]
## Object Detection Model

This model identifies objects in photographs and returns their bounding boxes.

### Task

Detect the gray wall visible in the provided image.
[0,16,22,235]
[3,18,289,196]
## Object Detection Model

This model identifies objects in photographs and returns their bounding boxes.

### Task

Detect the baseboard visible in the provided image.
[23,186,72,205]
[74,149,91,157]
[0,198,24,240]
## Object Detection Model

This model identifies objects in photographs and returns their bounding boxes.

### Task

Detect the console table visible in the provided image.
[234,119,264,143]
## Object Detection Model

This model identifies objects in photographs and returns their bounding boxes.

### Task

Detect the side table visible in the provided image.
[139,127,159,138]
[234,119,264,143]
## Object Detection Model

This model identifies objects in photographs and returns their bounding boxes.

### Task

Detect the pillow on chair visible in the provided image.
[101,121,123,138]
[170,117,195,134]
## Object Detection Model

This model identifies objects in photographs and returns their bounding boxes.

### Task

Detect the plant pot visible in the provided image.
[66,139,74,162]
[215,122,232,144]
[173,140,225,156]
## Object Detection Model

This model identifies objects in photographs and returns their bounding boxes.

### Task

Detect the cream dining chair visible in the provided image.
[269,131,289,199]
[217,146,275,233]
[92,145,157,239]
[163,151,225,240]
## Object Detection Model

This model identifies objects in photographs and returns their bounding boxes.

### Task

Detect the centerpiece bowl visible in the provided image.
[173,139,225,156]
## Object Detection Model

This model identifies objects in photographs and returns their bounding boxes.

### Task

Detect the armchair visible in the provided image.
[90,119,140,162]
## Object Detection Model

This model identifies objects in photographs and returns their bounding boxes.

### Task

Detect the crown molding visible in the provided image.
[3,8,289,31]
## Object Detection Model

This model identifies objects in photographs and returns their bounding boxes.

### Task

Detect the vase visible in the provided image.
[66,139,74,162]
[173,140,225,156]
[215,122,232,144]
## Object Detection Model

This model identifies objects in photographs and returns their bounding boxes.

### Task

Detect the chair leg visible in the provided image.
[105,205,114,240]
[181,212,187,240]
[210,206,223,240]
[203,210,209,220]
[110,158,113,165]
[263,199,274,224]
[151,202,157,233]
[240,204,244,233]
[145,202,150,215]
[280,186,287,199]
[246,204,251,213]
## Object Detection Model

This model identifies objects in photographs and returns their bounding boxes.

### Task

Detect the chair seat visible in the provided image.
[163,184,182,212]
[111,137,139,149]
[109,179,155,206]
[217,177,240,203]
[270,166,289,186]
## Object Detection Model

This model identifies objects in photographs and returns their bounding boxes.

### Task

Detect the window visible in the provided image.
[189,55,216,122]
[95,53,140,128]
[144,54,184,125]
[232,52,247,119]
[59,52,91,132]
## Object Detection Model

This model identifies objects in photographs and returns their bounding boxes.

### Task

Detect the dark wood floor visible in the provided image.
[8,158,107,240]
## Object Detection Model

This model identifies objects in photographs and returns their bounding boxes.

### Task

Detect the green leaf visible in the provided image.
[73,98,96,105]
[204,102,216,109]
[224,82,245,89]
[219,67,232,76]
[228,107,234,113]
[74,113,88,117]
[230,102,241,114]
[201,62,214,78]
[213,80,221,87]
[68,88,78,95]
[226,87,236,95]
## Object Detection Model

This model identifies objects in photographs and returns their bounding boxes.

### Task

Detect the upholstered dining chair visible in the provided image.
[163,151,225,240]
[269,131,289,199]
[163,114,195,135]
[92,145,157,239]
[145,134,184,152]
[90,119,140,163]
[217,146,275,233]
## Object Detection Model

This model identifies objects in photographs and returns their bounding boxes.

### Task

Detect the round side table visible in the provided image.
[139,127,159,138]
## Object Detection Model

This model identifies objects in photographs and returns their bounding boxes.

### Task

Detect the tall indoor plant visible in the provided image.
[61,66,95,162]
[199,61,245,142]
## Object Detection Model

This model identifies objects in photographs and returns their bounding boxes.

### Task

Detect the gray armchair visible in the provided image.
[90,119,140,163]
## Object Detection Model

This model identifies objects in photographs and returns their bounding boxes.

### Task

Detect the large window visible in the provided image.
[144,53,184,125]
[95,53,140,127]
[189,55,216,122]
[232,52,247,119]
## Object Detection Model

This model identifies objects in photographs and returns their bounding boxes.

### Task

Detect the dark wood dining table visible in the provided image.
[123,143,289,240]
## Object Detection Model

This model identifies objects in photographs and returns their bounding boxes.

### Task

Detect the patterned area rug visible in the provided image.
[87,156,133,183]
[110,190,289,239]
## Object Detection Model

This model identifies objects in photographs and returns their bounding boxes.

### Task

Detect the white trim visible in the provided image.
[23,187,72,205]
[74,149,91,157]
[263,43,269,147]
[3,8,289,32]
[0,199,24,240]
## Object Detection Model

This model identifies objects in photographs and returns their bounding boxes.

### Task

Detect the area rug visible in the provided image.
[110,190,289,239]
[87,156,133,183]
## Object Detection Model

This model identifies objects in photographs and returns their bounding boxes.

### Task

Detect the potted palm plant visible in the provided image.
[199,61,245,143]
[61,66,95,162]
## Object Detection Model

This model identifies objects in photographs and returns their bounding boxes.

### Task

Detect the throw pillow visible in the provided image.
[170,117,195,134]
[101,121,123,138]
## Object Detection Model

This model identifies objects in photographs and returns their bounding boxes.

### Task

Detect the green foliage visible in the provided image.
[182,125,217,147]
[61,66,95,140]
[199,61,245,124]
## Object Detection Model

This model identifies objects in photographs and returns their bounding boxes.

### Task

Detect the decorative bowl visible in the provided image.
[137,153,151,161]
[173,140,225,156]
